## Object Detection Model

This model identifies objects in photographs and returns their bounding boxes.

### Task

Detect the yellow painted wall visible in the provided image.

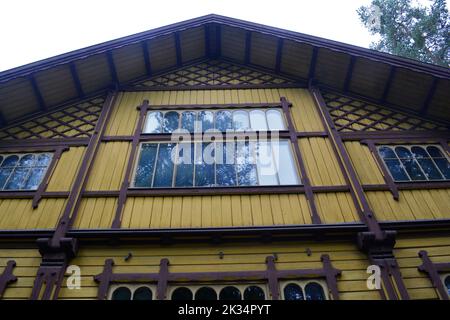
[57,241,379,300]
[0,246,41,300]
[394,236,450,299]
[47,146,86,192]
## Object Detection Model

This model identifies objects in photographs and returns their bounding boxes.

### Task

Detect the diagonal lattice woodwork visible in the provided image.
[0,96,105,140]
[132,60,296,88]
[322,92,448,132]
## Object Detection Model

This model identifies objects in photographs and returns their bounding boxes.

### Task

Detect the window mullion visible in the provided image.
[150,144,160,188]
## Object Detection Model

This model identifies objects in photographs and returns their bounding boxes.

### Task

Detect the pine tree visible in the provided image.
[358,0,449,66]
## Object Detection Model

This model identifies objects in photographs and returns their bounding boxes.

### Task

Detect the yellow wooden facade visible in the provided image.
[0,16,449,301]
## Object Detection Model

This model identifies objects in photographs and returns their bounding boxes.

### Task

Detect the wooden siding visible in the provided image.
[394,236,450,300]
[56,241,378,300]
[0,247,41,300]
[47,146,86,192]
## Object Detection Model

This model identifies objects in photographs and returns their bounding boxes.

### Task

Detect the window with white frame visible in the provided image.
[377,145,450,182]
[132,140,300,188]
[280,280,328,300]
[0,153,53,191]
[109,284,155,300]
[143,108,286,133]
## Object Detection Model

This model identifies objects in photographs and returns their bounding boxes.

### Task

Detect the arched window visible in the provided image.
[171,287,193,300]
[144,111,163,133]
[249,110,268,131]
[283,283,304,300]
[266,109,285,130]
[233,111,249,131]
[133,286,153,300]
[243,286,265,300]
[181,111,196,133]
[198,111,214,132]
[195,287,217,300]
[111,287,132,300]
[305,282,325,300]
[162,111,180,133]
[445,275,450,296]
[215,111,233,132]
[219,286,242,300]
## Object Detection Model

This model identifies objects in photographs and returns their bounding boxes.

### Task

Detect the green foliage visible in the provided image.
[358,0,449,66]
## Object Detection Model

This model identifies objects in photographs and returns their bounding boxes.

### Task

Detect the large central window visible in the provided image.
[132,140,300,188]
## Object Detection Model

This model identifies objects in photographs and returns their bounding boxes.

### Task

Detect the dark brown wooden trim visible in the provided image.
[341,131,450,141]
[120,82,305,92]
[362,140,399,200]
[141,41,152,76]
[69,62,84,98]
[0,260,17,298]
[204,24,211,58]
[145,102,285,110]
[0,191,69,199]
[381,66,396,104]
[94,255,341,300]
[363,181,450,191]
[274,38,284,74]
[106,51,118,85]
[244,31,252,65]
[309,86,384,239]
[32,146,69,208]
[215,23,221,58]
[174,32,182,67]
[343,56,355,93]
[281,97,321,224]
[308,47,318,80]
[321,254,341,300]
[29,75,47,112]
[418,250,450,300]
[111,100,149,228]
[50,92,117,248]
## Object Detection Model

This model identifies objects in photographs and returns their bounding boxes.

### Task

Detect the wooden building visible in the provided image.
[0,14,449,300]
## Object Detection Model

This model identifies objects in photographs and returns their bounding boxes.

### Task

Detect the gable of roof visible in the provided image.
[0,14,449,127]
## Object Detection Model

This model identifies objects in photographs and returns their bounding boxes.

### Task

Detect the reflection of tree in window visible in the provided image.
[394,147,426,181]
[198,111,214,132]
[426,146,450,179]
[162,111,179,133]
[144,112,162,133]
[305,282,325,300]
[171,287,193,300]
[215,111,233,132]
[243,286,265,300]
[219,286,242,300]
[181,111,196,133]
[133,287,152,300]
[233,111,249,131]
[236,141,257,186]
[153,144,176,187]
[411,146,444,180]
[195,287,217,300]
[111,287,132,300]
[134,144,158,187]
[266,109,285,130]
[283,283,304,300]
[175,143,194,187]
[445,276,450,296]
[379,146,409,181]
[195,143,215,186]
[216,142,236,186]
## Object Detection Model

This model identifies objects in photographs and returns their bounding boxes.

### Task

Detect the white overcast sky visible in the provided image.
[0,0,430,72]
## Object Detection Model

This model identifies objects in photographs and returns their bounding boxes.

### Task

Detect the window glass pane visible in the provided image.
[395,147,413,159]
[416,159,443,180]
[195,287,217,300]
[163,111,180,133]
[36,153,52,166]
[198,111,214,132]
[411,146,429,159]
[216,111,233,132]
[243,286,265,300]
[426,146,444,158]
[133,287,152,300]
[274,140,300,185]
[445,276,450,296]
[434,159,450,179]
[134,144,158,188]
[1,155,19,167]
[4,168,29,190]
[195,142,215,186]
[19,154,35,166]
[24,168,46,190]
[181,111,196,133]
[144,112,162,133]
[216,142,236,186]
[266,109,285,130]
[153,144,176,187]
[384,159,409,181]
[249,110,268,131]
[0,168,13,189]
[0,156,3,165]
[233,111,249,131]
[283,283,304,300]
[256,141,278,185]
[171,287,193,300]
[305,282,325,300]
[219,286,242,300]
[400,159,426,181]
[175,143,194,187]
[112,287,131,300]
[378,147,396,159]
[236,141,257,186]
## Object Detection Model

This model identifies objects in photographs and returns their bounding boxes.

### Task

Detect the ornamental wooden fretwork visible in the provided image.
[131,60,295,88]
[322,92,448,132]
[418,250,450,300]
[0,96,105,140]
[0,260,17,298]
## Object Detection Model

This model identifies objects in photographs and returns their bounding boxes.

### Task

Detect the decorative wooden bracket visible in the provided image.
[94,254,341,300]
[418,250,450,300]
[0,260,17,298]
